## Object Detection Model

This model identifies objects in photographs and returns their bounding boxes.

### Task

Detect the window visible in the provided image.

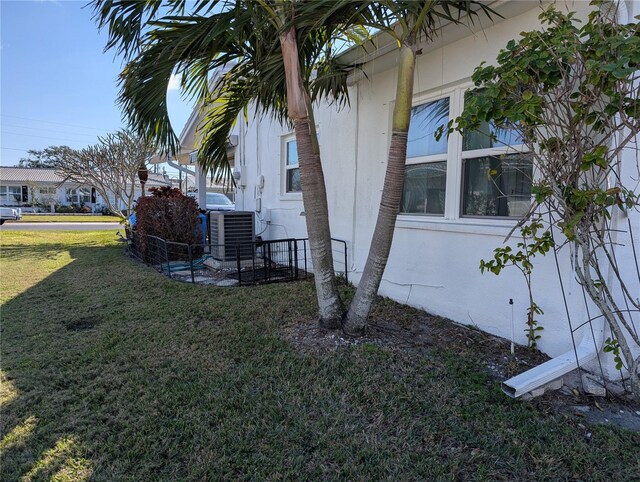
[462,154,532,217]
[65,188,91,204]
[401,98,450,216]
[406,98,449,158]
[78,188,91,204]
[285,139,301,193]
[401,162,447,215]
[398,87,532,222]
[0,186,22,203]
[66,188,78,203]
[462,120,523,151]
[461,93,531,218]
[38,187,57,196]
[9,186,22,202]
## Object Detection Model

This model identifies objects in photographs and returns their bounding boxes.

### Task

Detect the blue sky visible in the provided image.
[0,0,193,169]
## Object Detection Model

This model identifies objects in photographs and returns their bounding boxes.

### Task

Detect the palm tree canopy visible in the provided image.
[92,1,496,183]
[379,1,497,41]
[92,0,376,184]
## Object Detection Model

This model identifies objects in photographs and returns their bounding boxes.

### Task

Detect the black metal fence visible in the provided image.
[126,230,348,287]
[292,238,349,284]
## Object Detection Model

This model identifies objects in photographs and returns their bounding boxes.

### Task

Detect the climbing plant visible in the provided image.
[452,3,640,400]
[480,220,554,349]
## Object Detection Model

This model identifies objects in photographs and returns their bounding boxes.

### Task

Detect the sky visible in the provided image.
[0,0,193,173]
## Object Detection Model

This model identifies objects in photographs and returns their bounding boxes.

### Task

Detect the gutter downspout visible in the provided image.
[502,0,628,399]
[501,332,603,398]
[349,82,360,274]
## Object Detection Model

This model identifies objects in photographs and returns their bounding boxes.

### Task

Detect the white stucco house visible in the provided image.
[183,0,640,397]
[0,166,171,213]
[0,167,100,212]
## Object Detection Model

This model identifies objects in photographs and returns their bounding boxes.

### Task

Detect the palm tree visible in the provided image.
[93,1,495,335]
[343,1,496,335]
[92,0,370,327]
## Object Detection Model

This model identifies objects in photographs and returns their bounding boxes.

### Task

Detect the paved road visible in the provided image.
[1,222,121,231]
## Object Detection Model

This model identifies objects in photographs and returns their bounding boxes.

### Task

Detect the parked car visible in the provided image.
[189,192,235,211]
[0,207,22,225]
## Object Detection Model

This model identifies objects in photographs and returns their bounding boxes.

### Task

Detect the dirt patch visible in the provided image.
[64,316,100,331]
[281,298,640,432]
[541,372,640,433]
[560,399,640,433]
[282,307,549,379]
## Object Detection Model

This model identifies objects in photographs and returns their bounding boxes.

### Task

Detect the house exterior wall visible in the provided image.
[0,180,102,210]
[223,1,638,379]
[349,4,594,358]
[236,97,358,244]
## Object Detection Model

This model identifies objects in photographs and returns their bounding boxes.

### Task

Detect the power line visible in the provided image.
[2,131,95,144]
[1,146,31,152]
[0,114,119,132]
[1,123,99,138]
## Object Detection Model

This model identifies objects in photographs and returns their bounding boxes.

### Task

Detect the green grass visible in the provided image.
[20,215,121,223]
[1,231,638,481]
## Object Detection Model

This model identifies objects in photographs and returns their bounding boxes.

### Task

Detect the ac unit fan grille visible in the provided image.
[209,211,255,261]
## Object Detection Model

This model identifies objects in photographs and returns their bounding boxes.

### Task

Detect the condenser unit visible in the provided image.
[209,211,255,261]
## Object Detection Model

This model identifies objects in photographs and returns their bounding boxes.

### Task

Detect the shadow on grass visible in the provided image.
[0,238,320,480]
[1,237,201,480]
[1,243,127,480]
[0,243,75,262]
[1,235,639,481]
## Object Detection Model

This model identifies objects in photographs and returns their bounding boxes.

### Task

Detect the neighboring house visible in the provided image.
[181,1,640,392]
[0,167,171,212]
[0,167,99,212]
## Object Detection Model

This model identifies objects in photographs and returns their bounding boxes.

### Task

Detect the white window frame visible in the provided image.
[1,185,23,204]
[65,188,78,204]
[38,187,57,196]
[460,147,531,220]
[78,188,91,204]
[280,133,302,199]
[396,82,533,233]
[402,91,454,217]
[459,86,531,220]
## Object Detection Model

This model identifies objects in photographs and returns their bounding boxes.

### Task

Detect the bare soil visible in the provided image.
[281,297,640,433]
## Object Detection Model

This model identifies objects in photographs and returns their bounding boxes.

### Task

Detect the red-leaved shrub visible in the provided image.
[148,186,184,198]
[135,190,201,259]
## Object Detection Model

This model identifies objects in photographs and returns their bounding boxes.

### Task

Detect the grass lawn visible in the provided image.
[1,231,638,481]
[20,215,121,223]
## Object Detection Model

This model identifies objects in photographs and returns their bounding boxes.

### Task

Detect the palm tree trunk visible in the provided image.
[280,26,344,328]
[343,44,416,336]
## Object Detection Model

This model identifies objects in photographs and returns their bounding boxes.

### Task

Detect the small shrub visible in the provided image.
[135,191,201,260]
[56,204,82,213]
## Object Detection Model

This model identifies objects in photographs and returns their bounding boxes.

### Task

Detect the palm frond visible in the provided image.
[95,0,377,185]
[92,0,194,58]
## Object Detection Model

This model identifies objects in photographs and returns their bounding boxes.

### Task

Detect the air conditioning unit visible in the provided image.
[209,211,255,261]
